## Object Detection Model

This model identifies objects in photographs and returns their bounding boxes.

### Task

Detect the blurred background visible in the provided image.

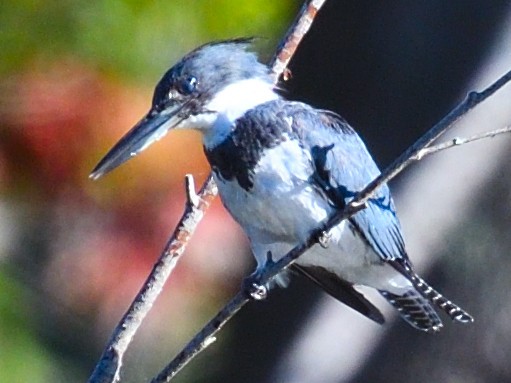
[1,1,511,382]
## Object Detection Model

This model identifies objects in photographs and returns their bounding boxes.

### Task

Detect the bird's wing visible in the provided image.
[292,264,385,324]
[290,105,408,263]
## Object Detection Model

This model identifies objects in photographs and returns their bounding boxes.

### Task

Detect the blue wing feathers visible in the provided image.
[287,102,409,263]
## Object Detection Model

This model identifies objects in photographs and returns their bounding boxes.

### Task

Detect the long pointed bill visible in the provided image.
[90,105,185,180]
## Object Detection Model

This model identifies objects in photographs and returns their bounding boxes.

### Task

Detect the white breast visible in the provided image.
[215,139,331,243]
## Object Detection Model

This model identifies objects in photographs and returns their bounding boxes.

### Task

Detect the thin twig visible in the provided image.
[87,1,327,382]
[152,69,511,382]
[415,126,511,160]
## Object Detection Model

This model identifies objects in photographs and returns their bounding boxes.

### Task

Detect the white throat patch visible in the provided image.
[207,78,278,122]
[201,78,279,149]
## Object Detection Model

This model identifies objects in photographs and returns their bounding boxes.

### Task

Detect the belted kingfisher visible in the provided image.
[91,38,473,332]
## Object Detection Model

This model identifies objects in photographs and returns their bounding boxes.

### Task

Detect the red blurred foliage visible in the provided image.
[2,60,106,192]
[0,60,250,335]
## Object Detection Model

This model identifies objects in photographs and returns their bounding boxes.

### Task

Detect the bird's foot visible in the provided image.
[242,251,276,300]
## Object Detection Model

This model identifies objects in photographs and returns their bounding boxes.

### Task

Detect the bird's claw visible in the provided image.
[318,230,331,248]
[248,283,268,300]
[243,251,274,300]
[242,274,268,300]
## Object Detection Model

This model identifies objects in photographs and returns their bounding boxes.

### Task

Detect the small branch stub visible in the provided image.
[185,174,200,208]
[202,336,217,348]
[452,137,462,146]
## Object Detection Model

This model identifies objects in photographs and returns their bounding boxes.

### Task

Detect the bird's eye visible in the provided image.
[178,75,198,95]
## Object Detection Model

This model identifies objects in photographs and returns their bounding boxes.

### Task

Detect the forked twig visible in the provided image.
[152,69,511,382]
[415,126,511,160]
[355,72,511,206]
[87,1,327,382]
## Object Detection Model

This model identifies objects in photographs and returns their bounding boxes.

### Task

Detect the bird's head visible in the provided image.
[90,38,277,180]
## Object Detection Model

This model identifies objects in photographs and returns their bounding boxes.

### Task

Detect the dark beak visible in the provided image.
[90,103,186,180]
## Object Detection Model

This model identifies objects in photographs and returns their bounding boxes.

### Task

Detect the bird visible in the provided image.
[90,38,473,332]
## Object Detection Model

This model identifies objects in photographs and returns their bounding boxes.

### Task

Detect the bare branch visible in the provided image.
[152,69,511,382]
[87,176,217,383]
[87,1,327,382]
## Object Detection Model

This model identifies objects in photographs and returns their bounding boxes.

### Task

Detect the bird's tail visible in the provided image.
[380,269,473,332]
[379,289,443,332]
[411,274,474,324]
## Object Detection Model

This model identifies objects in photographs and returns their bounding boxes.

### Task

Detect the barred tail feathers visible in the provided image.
[412,274,474,324]
[379,289,443,333]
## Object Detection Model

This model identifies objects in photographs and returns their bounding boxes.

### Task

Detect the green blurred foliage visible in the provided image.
[0,0,295,80]
[0,269,61,381]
